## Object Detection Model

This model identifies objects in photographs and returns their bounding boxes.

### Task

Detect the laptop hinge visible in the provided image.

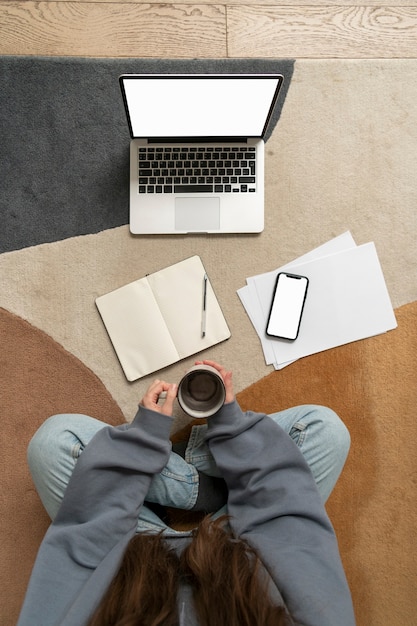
[147,137,249,144]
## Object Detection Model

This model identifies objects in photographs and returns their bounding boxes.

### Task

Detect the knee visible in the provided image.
[309,405,351,461]
[27,414,71,473]
[27,413,96,475]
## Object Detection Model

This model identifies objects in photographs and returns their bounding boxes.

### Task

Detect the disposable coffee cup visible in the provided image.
[177,364,226,419]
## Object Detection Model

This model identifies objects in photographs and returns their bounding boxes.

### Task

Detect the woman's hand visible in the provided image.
[140,379,177,417]
[195,359,235,404]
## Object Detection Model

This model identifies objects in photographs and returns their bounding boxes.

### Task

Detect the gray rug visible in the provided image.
[0,56,294,253]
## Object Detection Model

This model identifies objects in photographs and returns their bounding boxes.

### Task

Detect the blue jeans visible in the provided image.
[28,405,350,536]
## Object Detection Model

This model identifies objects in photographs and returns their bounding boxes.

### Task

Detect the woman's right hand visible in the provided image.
[140,379,177,417]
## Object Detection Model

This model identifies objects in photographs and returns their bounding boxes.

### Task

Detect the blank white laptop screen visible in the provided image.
[121,76,282,138]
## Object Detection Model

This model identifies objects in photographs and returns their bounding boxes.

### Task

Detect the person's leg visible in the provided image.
[27,413,106,520]
[267,405,350,501]
[27,413,201,533]
[186,405,350,502]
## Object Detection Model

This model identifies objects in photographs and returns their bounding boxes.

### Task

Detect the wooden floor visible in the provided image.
[1,1,417,59]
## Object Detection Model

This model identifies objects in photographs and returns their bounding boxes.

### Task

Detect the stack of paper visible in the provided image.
[237,232,397,369]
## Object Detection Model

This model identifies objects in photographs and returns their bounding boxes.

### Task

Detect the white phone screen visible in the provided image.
[266,273,309,341]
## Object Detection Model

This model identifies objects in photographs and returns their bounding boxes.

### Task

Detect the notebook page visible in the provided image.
[147,256,230,359]
[96,279,179,381]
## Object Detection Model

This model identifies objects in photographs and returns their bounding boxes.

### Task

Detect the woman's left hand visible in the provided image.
[140,379,177,416]
[195,359,235,404]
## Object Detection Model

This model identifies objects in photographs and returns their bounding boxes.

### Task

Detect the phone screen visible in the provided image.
[266,273,309,341]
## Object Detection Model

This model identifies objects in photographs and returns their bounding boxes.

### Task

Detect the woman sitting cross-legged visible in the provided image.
[18,360,356,626]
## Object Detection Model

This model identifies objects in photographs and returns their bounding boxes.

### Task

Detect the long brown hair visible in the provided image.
[88,515,292,626]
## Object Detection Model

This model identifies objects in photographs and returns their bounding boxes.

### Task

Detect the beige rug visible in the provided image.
[1,59,417,625]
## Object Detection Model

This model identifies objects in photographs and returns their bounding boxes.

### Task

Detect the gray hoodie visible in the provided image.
[18,400,356,626]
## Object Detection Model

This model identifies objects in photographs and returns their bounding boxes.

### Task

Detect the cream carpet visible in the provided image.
[1,59,417,625]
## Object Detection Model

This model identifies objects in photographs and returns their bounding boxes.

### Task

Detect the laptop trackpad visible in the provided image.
[175,197,220,231]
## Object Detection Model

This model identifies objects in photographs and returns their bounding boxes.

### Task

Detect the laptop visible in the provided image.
[119,74,284,234]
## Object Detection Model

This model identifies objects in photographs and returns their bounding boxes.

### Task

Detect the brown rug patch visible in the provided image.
[0,308,124,626]
[237,300,417,626]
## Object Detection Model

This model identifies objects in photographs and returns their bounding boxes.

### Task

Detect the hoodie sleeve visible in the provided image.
[18,407,173,626]
[205,400,356,626]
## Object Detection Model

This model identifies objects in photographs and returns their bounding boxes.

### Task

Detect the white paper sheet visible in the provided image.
[237,233,397,368]
[237,232,357,365]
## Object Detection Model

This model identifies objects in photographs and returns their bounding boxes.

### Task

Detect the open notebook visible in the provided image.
[96,256,231,381]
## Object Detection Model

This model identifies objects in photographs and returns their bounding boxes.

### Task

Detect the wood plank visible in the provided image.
[0,2,226,57]
[227,6,417,58]
[44,0,417,6]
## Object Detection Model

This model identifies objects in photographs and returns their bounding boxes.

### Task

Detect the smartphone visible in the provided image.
[266,272,309,341]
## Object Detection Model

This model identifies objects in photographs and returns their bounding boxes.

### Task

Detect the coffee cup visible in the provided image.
[177,364,226,418]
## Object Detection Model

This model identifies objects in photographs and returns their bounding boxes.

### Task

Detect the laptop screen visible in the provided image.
[120,74,283,139]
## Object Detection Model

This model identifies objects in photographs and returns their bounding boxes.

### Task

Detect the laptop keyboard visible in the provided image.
[138,145,256,194]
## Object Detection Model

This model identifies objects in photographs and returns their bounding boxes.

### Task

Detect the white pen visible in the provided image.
[201,273,208,338]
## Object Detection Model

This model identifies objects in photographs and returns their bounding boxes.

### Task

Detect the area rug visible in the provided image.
[1,57,417,625]
[0,59,416,425]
